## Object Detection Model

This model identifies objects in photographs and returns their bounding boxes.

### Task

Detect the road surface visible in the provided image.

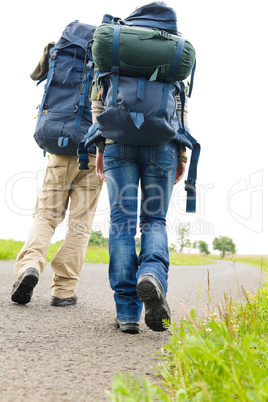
[0,260,265,401]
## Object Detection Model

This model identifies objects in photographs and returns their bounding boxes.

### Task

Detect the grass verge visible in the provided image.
[169,251,212,266]
[107,280,268,401]
[0,239,25,260]
[209,254,268,273]
[0,239,110,264]
[1,240,267,270]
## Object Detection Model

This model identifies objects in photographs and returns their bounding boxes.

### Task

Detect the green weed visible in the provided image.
[107,265,268,401]
[106,372,169,401]
[155,287,268,401]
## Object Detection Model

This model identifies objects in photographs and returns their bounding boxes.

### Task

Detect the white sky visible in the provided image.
[0,0,267,255]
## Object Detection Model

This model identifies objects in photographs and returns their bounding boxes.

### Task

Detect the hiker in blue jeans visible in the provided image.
[92,98,187,334]
[90,2,191,334]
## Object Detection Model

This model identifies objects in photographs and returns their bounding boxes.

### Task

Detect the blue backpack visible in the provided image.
[78,3,200,213]
[34,21,96,155]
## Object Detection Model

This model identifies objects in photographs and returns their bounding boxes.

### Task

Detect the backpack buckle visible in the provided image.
[50,50,58,60]
[185,178,196,192]
[159,30,170,39]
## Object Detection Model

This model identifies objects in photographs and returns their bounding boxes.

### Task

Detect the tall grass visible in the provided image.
[107,270,268,401]
[154,287,268,401]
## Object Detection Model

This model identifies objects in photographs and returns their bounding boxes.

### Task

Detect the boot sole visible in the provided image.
[11,269,39,304]
[50,297,77,307]
[137,276,171,332]
[114,320,140,334]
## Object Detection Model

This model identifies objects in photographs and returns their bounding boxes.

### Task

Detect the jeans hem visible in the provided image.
[137,270,167,294]
[117,314,141,323]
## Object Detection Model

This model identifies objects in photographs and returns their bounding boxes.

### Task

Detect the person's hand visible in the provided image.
[174,156,187,185]
[96,148,105,181]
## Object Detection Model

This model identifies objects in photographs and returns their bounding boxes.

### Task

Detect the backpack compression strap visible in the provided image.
[36,49,58,125]
[158,36,185,119]
[111,24,120,107]
[75,61,94,129]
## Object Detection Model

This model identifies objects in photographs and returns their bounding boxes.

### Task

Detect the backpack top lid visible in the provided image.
[54,20,96,51]
[124,2,178,35]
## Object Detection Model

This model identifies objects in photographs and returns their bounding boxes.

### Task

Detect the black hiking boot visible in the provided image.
[11,268,39,304]
[50,295,77,307]
[137,274,171,332]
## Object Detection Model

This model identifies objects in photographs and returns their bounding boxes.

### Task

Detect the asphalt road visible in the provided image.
[0,260,265,401]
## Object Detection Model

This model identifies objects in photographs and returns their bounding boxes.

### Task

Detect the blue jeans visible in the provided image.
[103,142,177,322]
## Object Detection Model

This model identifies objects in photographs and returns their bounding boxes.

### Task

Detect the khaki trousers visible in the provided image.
[14,154,102,298]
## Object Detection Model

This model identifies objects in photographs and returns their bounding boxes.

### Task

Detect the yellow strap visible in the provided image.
[34,110,48,119]
[97,85,103,100]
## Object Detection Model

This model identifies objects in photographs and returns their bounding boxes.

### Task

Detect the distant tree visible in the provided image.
[193,240,210,255]
[212,236,236,258]
[169,244,177,252]
[177,223,191,253]
[88,230,108,247]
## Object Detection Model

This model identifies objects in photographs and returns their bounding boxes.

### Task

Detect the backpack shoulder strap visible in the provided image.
[75,61,94,129]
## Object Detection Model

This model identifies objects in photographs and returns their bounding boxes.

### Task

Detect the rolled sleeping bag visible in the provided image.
[92,24,195,82]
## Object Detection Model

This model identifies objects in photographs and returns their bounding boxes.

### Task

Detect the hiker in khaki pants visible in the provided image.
[11,154,102,306]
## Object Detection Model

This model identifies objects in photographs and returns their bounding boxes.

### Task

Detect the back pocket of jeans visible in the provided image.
[103,143,125,171]
[150,143,175,176]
